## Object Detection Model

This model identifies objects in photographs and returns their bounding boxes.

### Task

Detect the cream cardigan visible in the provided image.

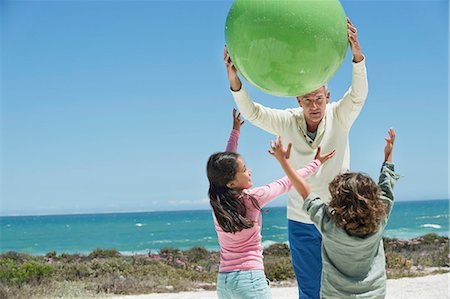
[230,59,368,223]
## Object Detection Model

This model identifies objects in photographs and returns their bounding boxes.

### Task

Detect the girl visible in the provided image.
[269,129,400,299]
[206,109,335,299]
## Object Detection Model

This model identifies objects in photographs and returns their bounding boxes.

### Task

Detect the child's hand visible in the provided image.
[269,136,312,199]
[268,136,292,162]
[314,146,336,164]
[384,128,396,163]
[232,108,245,131]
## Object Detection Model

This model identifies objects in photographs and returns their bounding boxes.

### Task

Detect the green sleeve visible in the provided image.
[378,162,400,217]
[302,193,331,233]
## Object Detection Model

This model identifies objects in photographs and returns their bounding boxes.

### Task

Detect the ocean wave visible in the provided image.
[271,225,288,230]
[266,234,288,239]
[152,240,173,244]
[178,239,192,243]
[421,224,442,229]
[416,214,449,220]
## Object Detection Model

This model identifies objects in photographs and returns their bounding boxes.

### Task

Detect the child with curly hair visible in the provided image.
[207,109,335,299]
[269,129,400,299]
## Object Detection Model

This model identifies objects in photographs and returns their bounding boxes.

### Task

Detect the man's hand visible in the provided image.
[224,46,242,91]
[347,18,364,63]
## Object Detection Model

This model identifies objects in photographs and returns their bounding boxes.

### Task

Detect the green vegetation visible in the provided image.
[0,234,447,298]
[383,233,449,278]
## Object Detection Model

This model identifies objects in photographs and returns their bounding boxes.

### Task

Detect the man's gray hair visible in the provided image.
[297,83,329,98]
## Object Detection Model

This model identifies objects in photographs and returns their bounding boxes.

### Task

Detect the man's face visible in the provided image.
[296,86,330,127]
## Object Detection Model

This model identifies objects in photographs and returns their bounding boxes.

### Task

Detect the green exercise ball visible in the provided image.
[225,0,348,97]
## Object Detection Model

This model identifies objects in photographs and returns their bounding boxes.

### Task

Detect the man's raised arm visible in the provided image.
[224,46,291,135]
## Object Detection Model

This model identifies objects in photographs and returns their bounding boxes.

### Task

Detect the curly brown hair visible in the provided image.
[327,172,386,237]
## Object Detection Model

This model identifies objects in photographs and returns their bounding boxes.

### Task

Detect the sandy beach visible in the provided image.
[109,273,449,299]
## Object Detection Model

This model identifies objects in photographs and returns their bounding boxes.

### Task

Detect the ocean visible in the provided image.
[1,199,448,256]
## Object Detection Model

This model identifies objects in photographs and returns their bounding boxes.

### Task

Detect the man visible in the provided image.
[224,18,368,299]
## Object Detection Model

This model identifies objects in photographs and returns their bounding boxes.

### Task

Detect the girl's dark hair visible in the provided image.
[207,152,260,233]
[327,172,386,237]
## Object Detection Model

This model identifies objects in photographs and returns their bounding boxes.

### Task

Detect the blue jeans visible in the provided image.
[217,270,272,299]
[288,220,322,299]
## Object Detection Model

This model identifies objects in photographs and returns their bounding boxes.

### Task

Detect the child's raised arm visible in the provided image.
[268,137,335,199]
[225,108,245,152]
[379,128,400,215]
[232,108,245,131]
[268,137,310,199]
[384,128,395,163]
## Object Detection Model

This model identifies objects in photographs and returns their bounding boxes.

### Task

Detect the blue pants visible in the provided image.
[217,270,272,299]
[288,220,322,299]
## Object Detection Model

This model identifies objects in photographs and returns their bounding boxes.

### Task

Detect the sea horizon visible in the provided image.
[1,199,448,256]
[1,198,448,218]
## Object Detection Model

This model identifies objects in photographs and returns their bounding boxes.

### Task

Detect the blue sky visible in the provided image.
[1,0,448,216]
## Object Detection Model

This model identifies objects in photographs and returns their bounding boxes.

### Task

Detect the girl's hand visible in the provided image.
[268,136,292,162]
[232,108,245,131]
[384,128,396,163]
[314,146,336,164]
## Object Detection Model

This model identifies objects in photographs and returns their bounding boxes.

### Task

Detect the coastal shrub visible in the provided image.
[264,257,295,281]
[419,233,447,245]
[131,255,158,266]
[385,252,412,269]
[160,248,183,259]
[264,243,291,257]
[53,261,93,280]
[435,242,449,266]
[88,248,121,259]
[0,259,17,283]
[0,283,8,299]
[185,247,209,263]
[59,253,85,263]
[0,259,52,285]
[416,243,449,267]
[93,273,131,294]
[263,243,295,281]
[190,259,214,272]
[2,235,448,298]
[0,252,34,263]
[175,268,216,282]
[0,279,98,299]
[383,234,449,268]
[18,261,53,284]
[130,261,170,276]
[89,258,133,277]
[45,251,57,259]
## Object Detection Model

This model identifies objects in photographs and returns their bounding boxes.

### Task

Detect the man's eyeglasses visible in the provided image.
[300,96,326,106]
